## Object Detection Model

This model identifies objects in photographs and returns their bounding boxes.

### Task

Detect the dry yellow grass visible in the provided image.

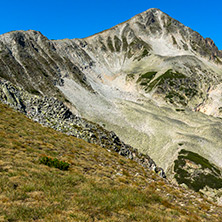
[0,103,222,221]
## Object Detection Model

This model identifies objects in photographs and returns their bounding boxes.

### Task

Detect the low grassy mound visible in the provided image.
[174,149,222,192]
[0,103,221,221]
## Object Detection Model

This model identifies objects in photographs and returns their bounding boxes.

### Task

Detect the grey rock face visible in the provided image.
[0,30,93,99]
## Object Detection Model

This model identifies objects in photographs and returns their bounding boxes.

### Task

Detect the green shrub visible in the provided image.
[39,156,70,171]
[174,149,222,191]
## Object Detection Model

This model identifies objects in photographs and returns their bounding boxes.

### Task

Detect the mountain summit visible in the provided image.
[1,9,222,202]
[85,7,221,60]
[54,7,222,109]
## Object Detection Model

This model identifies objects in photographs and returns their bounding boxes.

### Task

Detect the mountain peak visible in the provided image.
[141,8,162,14]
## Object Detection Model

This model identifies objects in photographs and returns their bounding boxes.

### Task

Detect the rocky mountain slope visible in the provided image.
[55,8,222,108]
[1,8,222,201]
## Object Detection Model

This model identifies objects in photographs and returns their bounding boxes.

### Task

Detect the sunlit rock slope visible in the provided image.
[1,8,222,200]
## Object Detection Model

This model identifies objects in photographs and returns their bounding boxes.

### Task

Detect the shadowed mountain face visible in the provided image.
[0,30,93,100]
[1,8,222,201]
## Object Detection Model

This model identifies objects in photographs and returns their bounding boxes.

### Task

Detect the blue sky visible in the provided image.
[0,0,221,49]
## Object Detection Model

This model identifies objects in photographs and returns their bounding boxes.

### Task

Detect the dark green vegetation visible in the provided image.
[107,36,115,52]
[174,149,222,192]
[114,35,122,52]
[137,69,198,106]
[171,35,178,46]
[128,37,152,60]
[148,69,187,91]
[0,103,222,221]
[137,71,157,85]
[103,33,152,61]
[40,156,70,171]
[215,56,222,65]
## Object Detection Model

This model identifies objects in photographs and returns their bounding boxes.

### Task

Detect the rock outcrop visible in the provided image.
[0,30,93,99]
[0,78,165,178]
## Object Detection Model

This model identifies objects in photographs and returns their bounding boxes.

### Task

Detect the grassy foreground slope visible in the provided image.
[0,103,221,222]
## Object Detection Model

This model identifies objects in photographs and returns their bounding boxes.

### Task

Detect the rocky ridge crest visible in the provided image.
[0,78,165,178]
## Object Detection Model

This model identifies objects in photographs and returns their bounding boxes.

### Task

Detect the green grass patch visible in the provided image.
[39,156,70,171]
[137,71,157,85]
[174,149,222,192]
[114,35,121,52]
[107,36,115,52]
[171,35,177,45]
[147,69,186,92]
